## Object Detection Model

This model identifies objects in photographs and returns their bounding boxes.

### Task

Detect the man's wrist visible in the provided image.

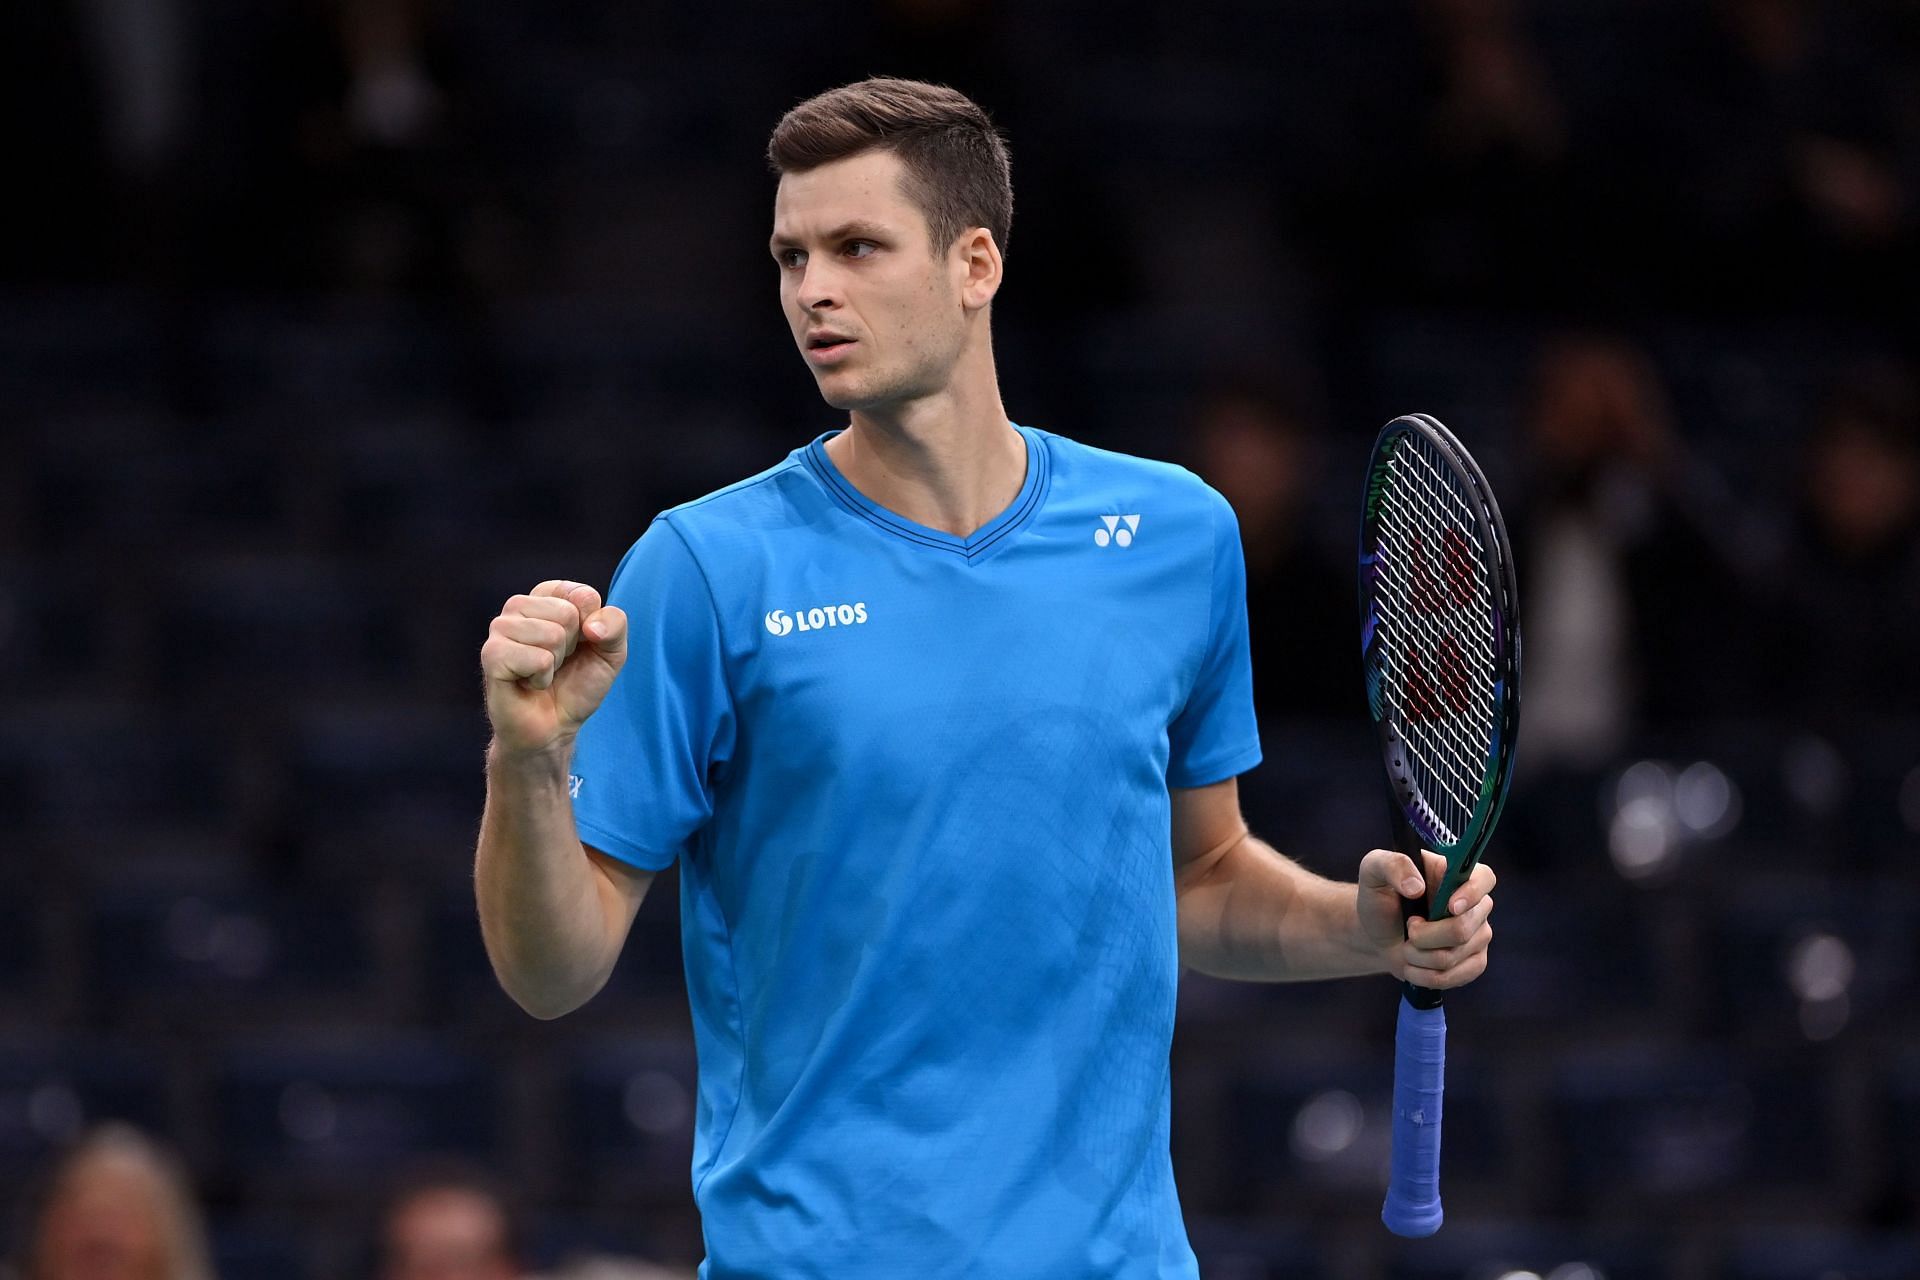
[487,736,576,787]
[1351,881,1397,976]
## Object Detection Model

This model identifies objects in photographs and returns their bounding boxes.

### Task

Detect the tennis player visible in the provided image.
[476,77,1497,1279]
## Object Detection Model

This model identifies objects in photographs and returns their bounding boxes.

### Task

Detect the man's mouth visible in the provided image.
[806,333,856,362]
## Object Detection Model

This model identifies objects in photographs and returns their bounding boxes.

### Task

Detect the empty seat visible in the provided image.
[422,894,524,1023]
[89,885,379,1024]
[0,553,138,690]
[1185,1219,1327,1280]
[560,1034,698,1201]
[201,303,464,416]
[0,1037,173,1177]
[1887,1050,1920,1199]
[1698,878,1917,1037]
[0,296,166,412]
[287,703,486,846]
[0,703,230,831]
[212,1034,499,1191]
[1469,878,1661,1028]
[1550,1043,1834,1212]
[1720,1230,1920,1280]
[0,897,49,1024]
[523,1210,661,1275]
[156,555,415,695]
[210,1216,316,1280]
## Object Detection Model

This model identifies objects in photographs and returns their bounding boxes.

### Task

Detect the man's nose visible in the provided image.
[798,260,842,310]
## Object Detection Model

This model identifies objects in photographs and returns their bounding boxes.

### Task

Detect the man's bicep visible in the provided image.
[585,843,654,938]
[1170,775,1250,891]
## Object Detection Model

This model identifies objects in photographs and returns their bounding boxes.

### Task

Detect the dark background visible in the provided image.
[2,0,1918,1277]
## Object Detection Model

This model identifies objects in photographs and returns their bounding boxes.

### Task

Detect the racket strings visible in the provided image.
[1372,436,1501,843]
[1372,548,1489,833]
[1375,595,1488,839]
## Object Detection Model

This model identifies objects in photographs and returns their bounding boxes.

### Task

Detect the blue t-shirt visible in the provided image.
[570,425,1260,1279]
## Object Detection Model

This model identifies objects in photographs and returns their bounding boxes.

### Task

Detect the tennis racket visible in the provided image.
[1358,413,1521,1237]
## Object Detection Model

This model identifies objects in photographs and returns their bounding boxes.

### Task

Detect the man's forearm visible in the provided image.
[1176,834,1386,982]
[475,741,625,1018]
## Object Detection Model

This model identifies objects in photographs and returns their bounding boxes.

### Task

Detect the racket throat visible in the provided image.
[1380,725,1449,853]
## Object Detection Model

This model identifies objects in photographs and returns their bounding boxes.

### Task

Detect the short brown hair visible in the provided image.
[768,77,1013,260]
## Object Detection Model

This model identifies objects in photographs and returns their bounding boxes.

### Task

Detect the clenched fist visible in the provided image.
[481,579,628,755]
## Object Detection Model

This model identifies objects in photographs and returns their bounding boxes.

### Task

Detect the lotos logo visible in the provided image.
[765,602,868,637]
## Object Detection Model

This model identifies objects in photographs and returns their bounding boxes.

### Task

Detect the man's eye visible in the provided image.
[777,249,806,269]
[844,241,876,259]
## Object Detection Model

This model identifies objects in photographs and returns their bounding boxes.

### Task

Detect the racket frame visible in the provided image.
[1359,413,1521,938]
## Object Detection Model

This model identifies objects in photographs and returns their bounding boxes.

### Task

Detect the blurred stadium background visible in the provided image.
[2,0,1918,1277]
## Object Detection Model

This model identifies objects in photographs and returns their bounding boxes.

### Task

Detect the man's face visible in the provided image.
[35,1158,168,1280]
[382,1189,517,1280]
[771,149,970,412]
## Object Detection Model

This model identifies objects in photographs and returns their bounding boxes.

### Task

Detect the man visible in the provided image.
[16,1124,214,1280]
[476,77,1496,1279]
[376,1164,524,1280]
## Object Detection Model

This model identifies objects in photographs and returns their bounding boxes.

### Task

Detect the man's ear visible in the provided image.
[957,228,1003,311]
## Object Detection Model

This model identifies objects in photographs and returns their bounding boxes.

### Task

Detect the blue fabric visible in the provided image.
[570,425,1260,1279]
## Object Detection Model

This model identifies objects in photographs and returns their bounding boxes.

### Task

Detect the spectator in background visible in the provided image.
[1318,0,1577,309]
[1515,334,1759,767]
[1654,0,1917,315]
[10,1124,214,1280]
[1775,363,1920,726]
[376,1163,524,1280]
[1188,384,1350,721]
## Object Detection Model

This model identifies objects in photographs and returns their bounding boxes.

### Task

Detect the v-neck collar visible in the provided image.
[803,424,1052,564]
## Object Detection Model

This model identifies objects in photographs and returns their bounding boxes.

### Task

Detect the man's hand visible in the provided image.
[1357,850,1496,991]
[481,580,628,755]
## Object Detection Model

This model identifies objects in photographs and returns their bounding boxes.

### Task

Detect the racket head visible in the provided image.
[1359,414,1521,918]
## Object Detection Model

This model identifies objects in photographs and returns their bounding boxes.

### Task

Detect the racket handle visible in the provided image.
[1382,993,1446,1238]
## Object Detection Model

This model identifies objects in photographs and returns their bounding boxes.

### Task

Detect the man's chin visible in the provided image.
[813,373,877,413]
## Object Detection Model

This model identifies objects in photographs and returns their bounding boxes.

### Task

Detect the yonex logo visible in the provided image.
[765,603,868,637]
[1095,515,1141,547]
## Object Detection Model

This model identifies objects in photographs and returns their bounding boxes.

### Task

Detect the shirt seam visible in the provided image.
[653,515,750,1202]
[657,515,741,726]
[572,817,678,871]
[1167,740,1264,790]
[667,460,799,519]
[1182,492,1224,715]
[690,844,749,1202]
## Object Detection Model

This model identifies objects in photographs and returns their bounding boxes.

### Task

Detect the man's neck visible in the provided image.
[825,381,1024,539]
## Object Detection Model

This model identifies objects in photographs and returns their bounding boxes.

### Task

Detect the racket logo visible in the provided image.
[1409,530,1477,613]
[1094,514,1141,547]
[1399,637,1473,724]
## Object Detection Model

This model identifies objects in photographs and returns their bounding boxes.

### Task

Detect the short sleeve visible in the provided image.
[569,518,736,870]
[1166,489,1263,789]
